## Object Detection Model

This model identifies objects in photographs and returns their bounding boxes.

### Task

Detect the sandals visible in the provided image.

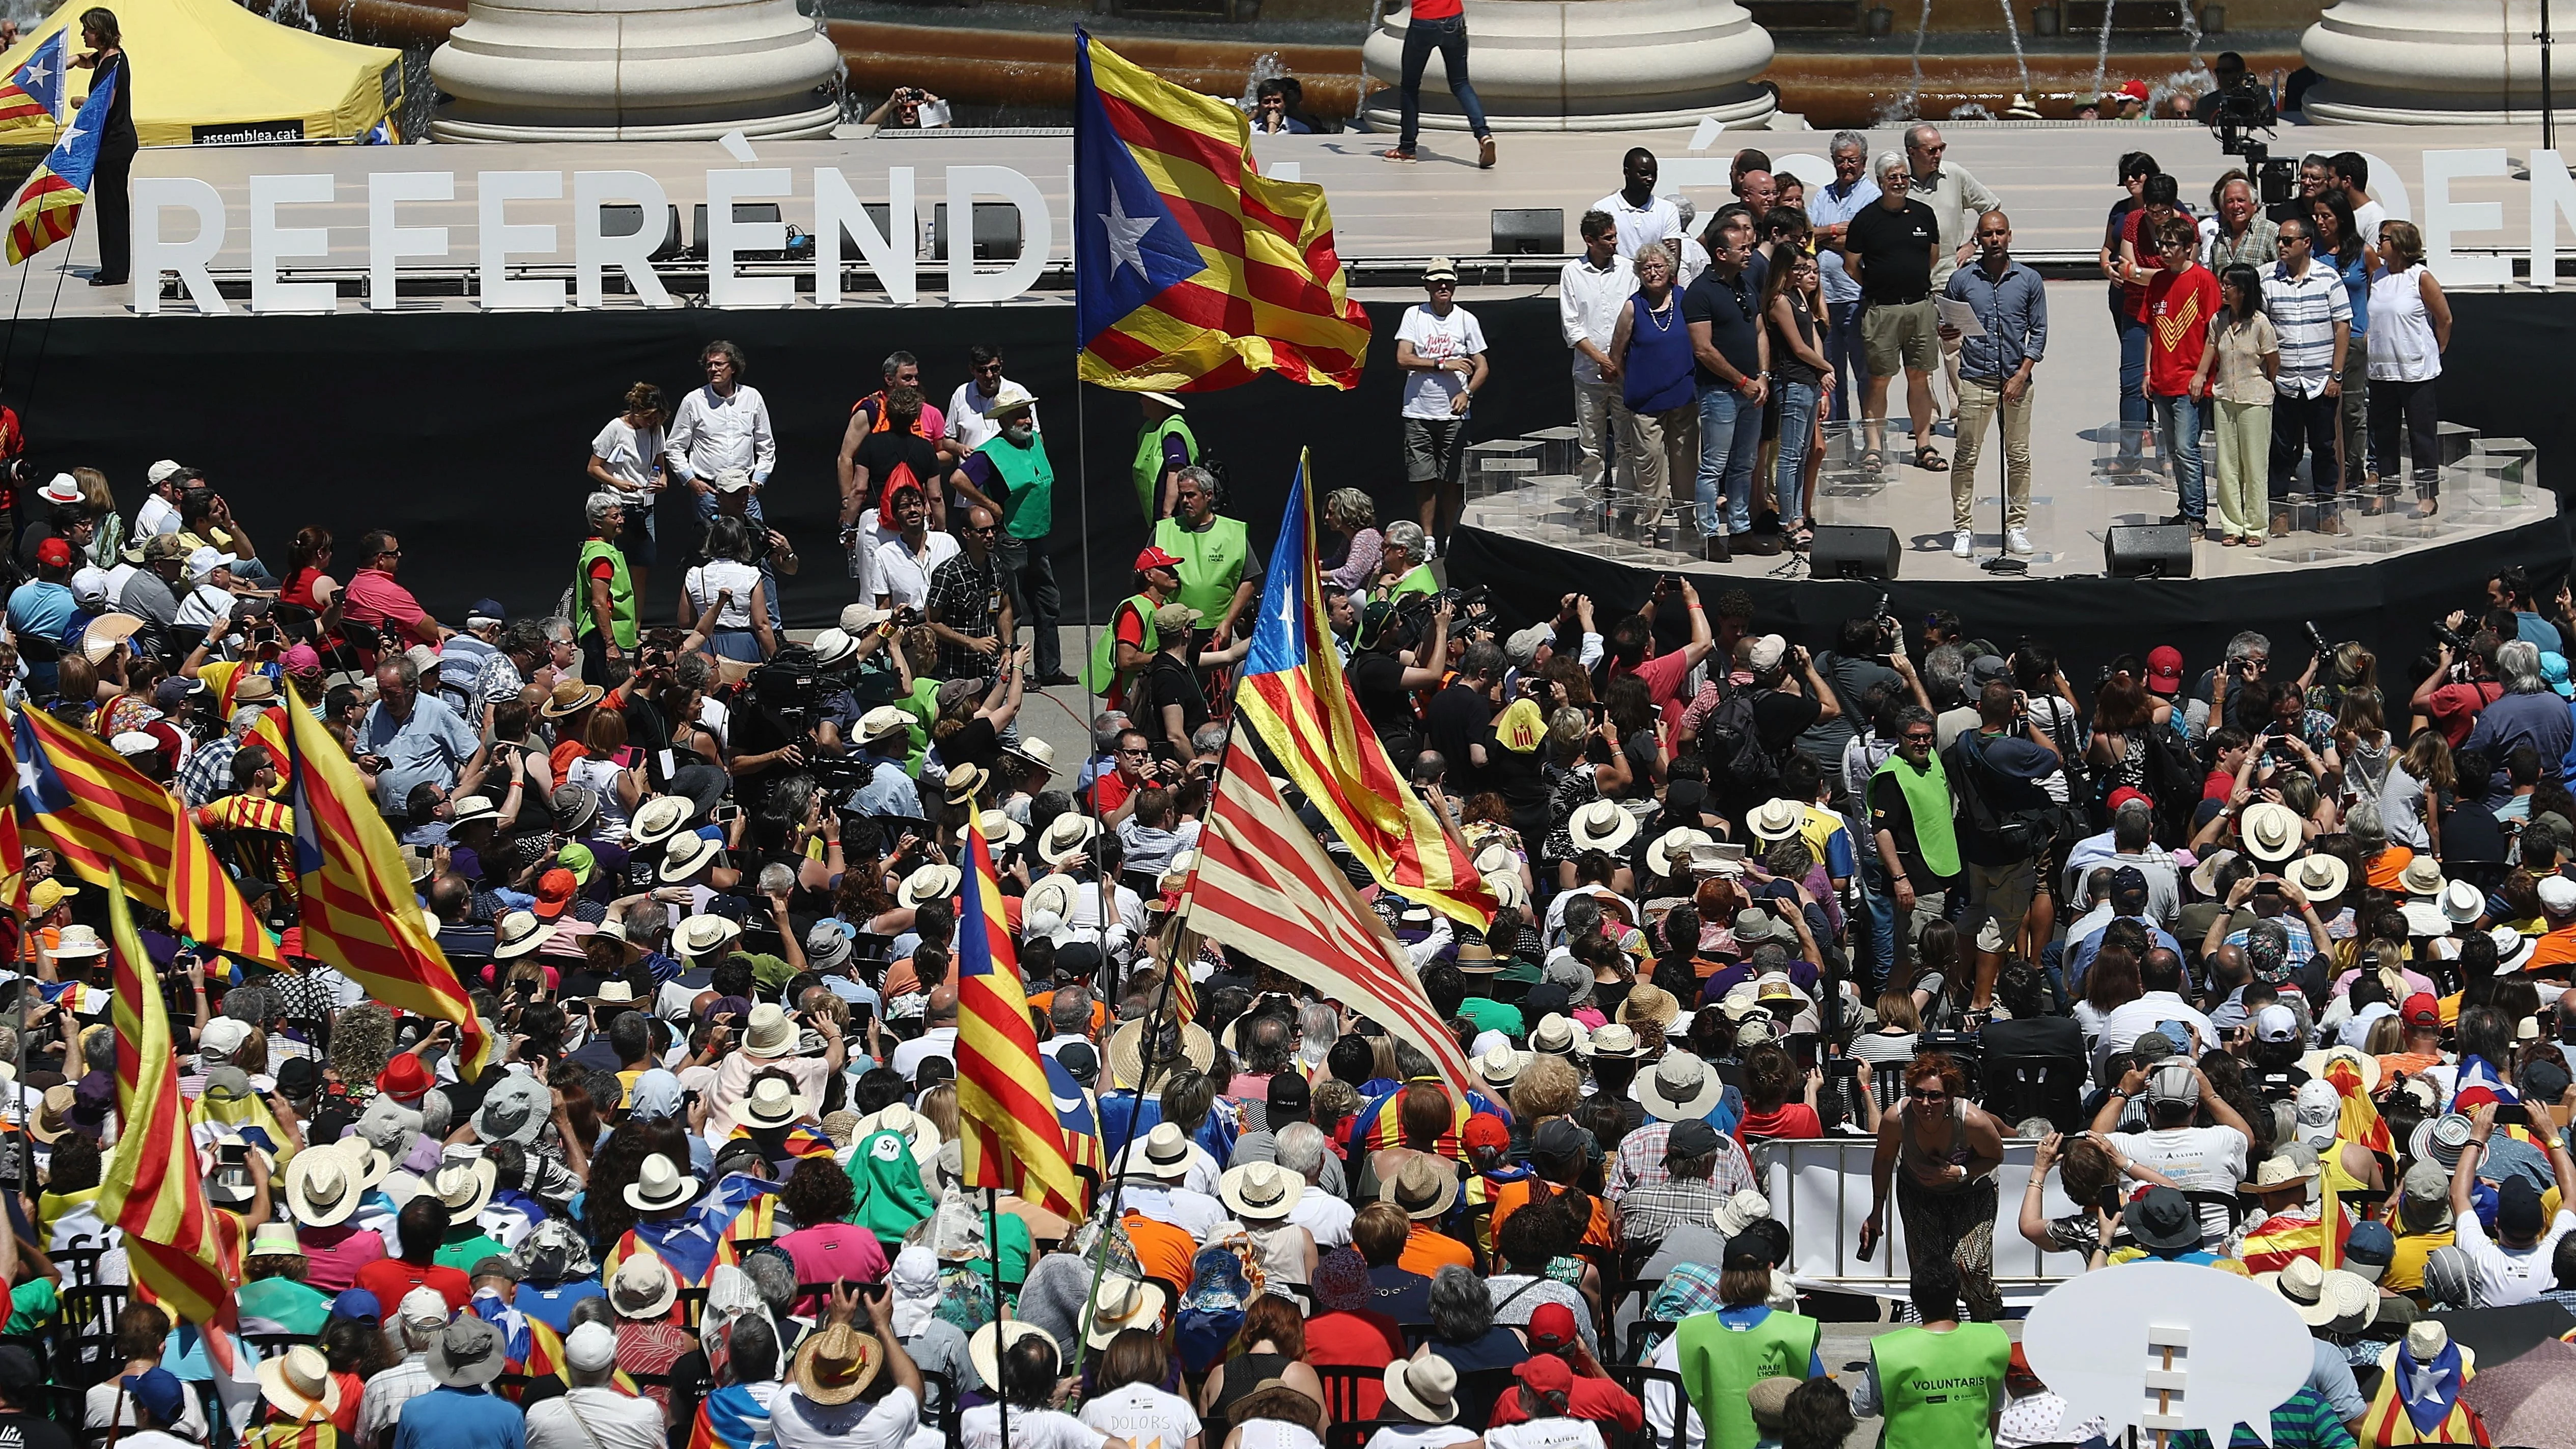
[1913,444,1950,472]
[1859,449,1886,473]
[1788,525,1815,551]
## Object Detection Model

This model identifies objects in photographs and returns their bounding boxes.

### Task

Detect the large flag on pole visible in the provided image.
[11,704,284,969]
[1234,454,1492,924]
[0,31,66,133]
[1188,742,1477,1103]
[97,869,241,1363]
[5,61,111,265]
[276,683,490,1073]
[1073,32,1370,392]
[955,813,1086,1219]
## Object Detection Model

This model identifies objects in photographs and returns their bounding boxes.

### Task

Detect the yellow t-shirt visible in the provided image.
[2385,1228,2454,1295]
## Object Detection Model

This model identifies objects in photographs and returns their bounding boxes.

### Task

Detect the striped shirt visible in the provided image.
[2260,260,2351,399]
[2171,1387,2357,1449]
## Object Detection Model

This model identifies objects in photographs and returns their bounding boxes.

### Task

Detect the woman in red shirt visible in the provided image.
[277,526,333,612]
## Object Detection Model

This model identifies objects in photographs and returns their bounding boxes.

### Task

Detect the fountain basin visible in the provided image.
[1357,0,1779,131]
[2303,0,2576,123]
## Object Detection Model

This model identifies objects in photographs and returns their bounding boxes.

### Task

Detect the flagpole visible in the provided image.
[1065,906,1183,1384]
[986,1184,1010,1449]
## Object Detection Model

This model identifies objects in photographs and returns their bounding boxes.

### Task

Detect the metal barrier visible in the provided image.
[1753,1135,2093,1304]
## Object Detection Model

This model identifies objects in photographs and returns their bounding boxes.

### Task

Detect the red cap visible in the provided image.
[2146,646,2185,694]
[1526,1302,1580,1352]
[35,537,70,569]
[531,868,578,921]
[1463,1112,1511,1154]
[2107,787,2152,814]
[1514,1353,1574,1396]
[2120,78,2151,101]
[2403,992,2441,1027]
[1134,545,1183,573]
[376,1052,433,1105]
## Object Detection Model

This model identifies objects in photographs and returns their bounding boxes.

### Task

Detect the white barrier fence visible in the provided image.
[1754,1136,2094,1306]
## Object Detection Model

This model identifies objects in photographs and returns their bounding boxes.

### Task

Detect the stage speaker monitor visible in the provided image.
[598,203,684,263]
[688,202,789,261]
[1809,525,1901,580]
[933,202,1024,262]
[2104,523,2195,579]
[1491,209,1564,255]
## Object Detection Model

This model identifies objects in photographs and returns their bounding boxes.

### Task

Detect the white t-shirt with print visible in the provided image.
[2108,1124,2249,1243]
[2451,1205,2576,1306]
[962,1405,1103,1449]
[1486,1420,1609,1449]
[1396,303,1487,421]
[1078,1384,1200,1449]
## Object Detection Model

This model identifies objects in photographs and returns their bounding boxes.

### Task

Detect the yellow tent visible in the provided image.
[0,0,401,146]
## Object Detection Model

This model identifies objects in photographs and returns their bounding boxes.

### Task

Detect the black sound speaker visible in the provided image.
[1490,209,1565,255]
[1809,525,1901,580]
[2104,524,2195,578]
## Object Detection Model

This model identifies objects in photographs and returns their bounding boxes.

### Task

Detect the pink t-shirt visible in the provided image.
[296,1223,387,1295]
[342,569,426,635]
[778,1222,891,1288]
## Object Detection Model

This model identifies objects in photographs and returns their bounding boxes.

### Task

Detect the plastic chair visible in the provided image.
[1454,1365,1518,1430]
[1325,1422,1380,1449]
[1311,1365,1381,1425]
[1623,1318,1681,1366]
[1608,1364,1691,1449]
[1980,1054,2087,1132]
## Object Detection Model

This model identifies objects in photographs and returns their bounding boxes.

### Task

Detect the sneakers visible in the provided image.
[1951,529,1973,558]
[1477,135,1496,169]
[2007,527,2034,556]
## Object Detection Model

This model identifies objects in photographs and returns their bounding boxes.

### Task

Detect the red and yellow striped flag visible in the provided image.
[277,682,490,1073]
[956,813,1085,1218]
[10,704,283,969]
[96,869,240,1358]
[1073,32,1370,392]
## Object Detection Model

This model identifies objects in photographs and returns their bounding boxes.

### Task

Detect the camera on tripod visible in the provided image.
[2194,51,2301,220]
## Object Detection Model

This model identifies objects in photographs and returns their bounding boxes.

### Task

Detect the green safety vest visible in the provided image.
[1389,562,1438,599]
[897,676,940,777]
[575,538,637,649]
[1132,416,1196,517]
[1154,514,1249,624]
[1677,1309,1823,1449]
[978,431,1055,541]
[1870,1323,2010,1449]
[1083,592,1162,701]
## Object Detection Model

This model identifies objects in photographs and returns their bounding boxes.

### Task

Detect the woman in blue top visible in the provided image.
[2310,190,2375,506]
[1609,244,1699,535]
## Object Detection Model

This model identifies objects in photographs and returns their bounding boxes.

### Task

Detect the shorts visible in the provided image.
[1404,416,1467,486]
[617,494,658,567]
[1965,858,2037,947]
[1862,297,1939,377]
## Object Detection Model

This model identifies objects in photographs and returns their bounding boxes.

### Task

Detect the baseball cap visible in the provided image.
[121,1369,186,1427]
[2107,786,2151,815]
[34,537,70,569]
[1667,1118,1721,1160]
[1462,1112,1511,1154]
[2253,1004,2300,1044]
[2500,1176,2547,1238]
[566,1321,618,1374]
[1134,545,1183,573]
[2146,646,2185,694]
[2402,993,2441,1028]
[2343,1220,2395,1281]
[466,599,507,627]
[1525,1302,1580,1353]
[1514,1352,1574,1396]
[1747,634,1787,673]
[2541,875,2576,914]
[329,1289,382,1324]
[530,868,579,921]
[1152,602,1203,634]
[2145,1058,2200,1106]
[2120,78,2151,102]
[2110,866,2150,908]
[1268,1073,1310,1113]
[1531,1117,1591,1163]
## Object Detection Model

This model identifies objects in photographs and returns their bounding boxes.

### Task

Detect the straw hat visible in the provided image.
[623,1153,699,1213]
[1472,840,1517,877]
[2297,1043,2382,1095]
[855,707,911,745]
[50,925,105,960]
[1567,800,1637,854]
[2189,848,2241,898]
[898,863,960,908]
[1645,827,1712,878]
[1747,798,1806,843]
[2239,802,2303,861]
[609,1252,680,1319]
[1038,814,1100,867]
[741,1076,809,1129]
[2286,853,2349,902]
[1485,872,1528,912]
[673,913,741,960]
[1381,1154,1459,1220]
[2398,856,2448,898]
[1082,1277,1168,1349]
[943,764,988,806]
[1476,1045,1527,1092]
[1619,983,1680,1029]
[2258,1256,2344,1327]
[657,832,719,882]
[284,1147,363,1228]
[1589,1023,1641,1060]
[541,681,606,719]
[967,1319,1049,1397]
[1384,1356,1462,1424]
[791,1322,882,1405]
[256,1345,342,1420]
[1007,736,1057,772]
[1023,873,1079,923]
[959,809,1026,850]
[1219,1162,1306,1222]
[855,1104,944,1172]
[2239,1154,2318,1196]
[1105,1016,1216,1089]
[741,1002,798,1060]
[629,795,694,849]
[432,1158,499,1221]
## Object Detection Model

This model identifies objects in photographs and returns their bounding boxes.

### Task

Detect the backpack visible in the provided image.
[1949,730,2057,857]
[1704,687,1785,800]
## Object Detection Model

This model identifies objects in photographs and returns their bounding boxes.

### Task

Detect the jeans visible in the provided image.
[2370,377,2443,497]
[1396,16,1489,154]
[2269,387,2343,515]
[1693,384,1763,537]
[995,532,1063,678]
[1773,379,1819,526]
[2115,309,2150,462]
[1859,856,1897,989]
[2211,398,2270,539]
[2150,392,2205,523]
[1951,375,2033,532]
[1825,299,1871,423]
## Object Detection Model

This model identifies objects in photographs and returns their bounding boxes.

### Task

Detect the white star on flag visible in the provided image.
[1099,186,1158,282]
[19,59,48,87]
[58,116,84,149]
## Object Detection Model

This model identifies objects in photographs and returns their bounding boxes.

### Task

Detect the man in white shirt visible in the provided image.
[1130,1124,1225,1227]
[1275,1122,1355,1247]
[887,985,960,1081]
[526,1322,666,1449]
[2093,1057,2254,1243]
[135,460,189,537]
[870,483,958,614]
[944,343,1036,455]
[666,340,775,524]
[769,1288,927,1449]
[2445,1101,2576,1306]
[2093,949,2217,1077]
[1806,130,1882,423]
[1591,148,1683,260]
[1394,258,1489,556]
[2334,151,2387,250]
[1559,210,1638,518]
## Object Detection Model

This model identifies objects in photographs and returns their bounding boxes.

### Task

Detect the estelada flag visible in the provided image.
[1073,31,1369,392]
[6,61,113,265]
[0,31,67,133]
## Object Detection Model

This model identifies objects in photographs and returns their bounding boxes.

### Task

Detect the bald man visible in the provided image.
[890,982,960,1079]
[1939,209,2046,558]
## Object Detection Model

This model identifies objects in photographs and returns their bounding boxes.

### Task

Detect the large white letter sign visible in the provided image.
[2531,150,2576,289]
[368,171,452,313]
[946,164,1050,304]
[573,171,674,310]
[479,171,567,311]
[706,168,794,310]
[133,176,227,316]
[814,166,915,306]
[250,173,334,315]
[2422,149,2511,288]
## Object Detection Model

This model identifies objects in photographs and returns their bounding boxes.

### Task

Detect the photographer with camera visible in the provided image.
[1799,611,1923,771]
[2409,616,2503,749]
[863,85,949,130]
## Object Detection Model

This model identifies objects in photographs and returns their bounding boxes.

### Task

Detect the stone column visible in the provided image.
[430,0,843,142]
[1361,0,1778,133]
[2304,0,2569,123]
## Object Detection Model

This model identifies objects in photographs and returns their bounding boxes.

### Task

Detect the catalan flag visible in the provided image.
[276,682,490,1073]
[955,812,1085,1219]
[0,31,65,133]
[1073,32,1369,392]
[11,704,284,969]
[4,61,111,266]
[1235,455,1492,923]
[96,870,241,1362]
[0,711,30,929]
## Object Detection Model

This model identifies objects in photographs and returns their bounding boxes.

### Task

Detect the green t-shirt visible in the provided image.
[434,1231,512,1274]
[1498,955,1547,984]
[235,1276,330,1337]
[5,1278,55,1335]
[1458,997,1526,1039]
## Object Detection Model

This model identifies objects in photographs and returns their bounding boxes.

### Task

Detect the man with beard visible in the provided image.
[955,385,1072,686]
